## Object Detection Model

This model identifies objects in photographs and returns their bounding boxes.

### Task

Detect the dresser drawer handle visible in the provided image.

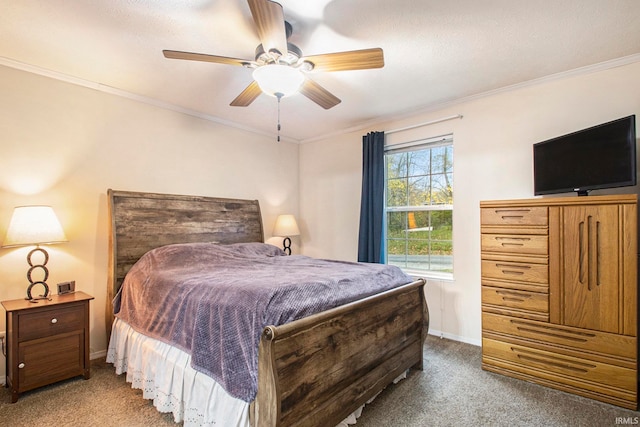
[495,237,530,247]
[18,363,25,369]
[502,297,525,303]
[495,263,531,275]
[496,290,531,298]
[51,318,58,324]
[500,242,524,247]
[516,326,589,343]
[496,290,531,303]
[495,263,531,270]
[494,208,530,221]
[501,215,523,220]
[495,209,531,214]
[511,347,595,373]
[509,320,595,343]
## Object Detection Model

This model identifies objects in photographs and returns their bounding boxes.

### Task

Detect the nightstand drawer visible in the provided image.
[481,206,548,227]
[18,303,85,342]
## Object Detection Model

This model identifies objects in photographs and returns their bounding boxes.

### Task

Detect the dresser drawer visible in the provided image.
[481,206,548,227]
[481,259,548,284]
[18,304,85,342]
[483,338,637,395]
[482,312,636,363]
[481,234,548,256]
[482,287,548,313]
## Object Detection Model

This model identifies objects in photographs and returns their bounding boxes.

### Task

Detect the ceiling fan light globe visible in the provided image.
[253,64,305,97]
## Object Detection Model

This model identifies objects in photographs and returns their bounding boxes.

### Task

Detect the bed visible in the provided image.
[105,189,428,427]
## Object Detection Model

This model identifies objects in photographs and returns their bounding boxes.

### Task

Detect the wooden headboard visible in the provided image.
[106,189,264,335]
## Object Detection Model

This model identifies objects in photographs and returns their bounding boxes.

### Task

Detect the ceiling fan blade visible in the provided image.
[230,81,262,107]
[247,0,288,57]
[163,50,251,67]
[299,79,341,110]
[302,48,384,72]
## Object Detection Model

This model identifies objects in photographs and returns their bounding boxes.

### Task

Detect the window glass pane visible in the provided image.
[430,146,449,174]
[407,150,431,177]
[386,152,407,179]
[387,211,407,238]
[443,145,453,173]
[408,176,430,206]
[430,210,453,273]
[407,210,429,231]
[386,178,407,207]
[431,173,452,204]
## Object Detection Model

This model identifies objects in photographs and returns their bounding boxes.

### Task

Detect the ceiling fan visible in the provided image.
[163,0,384,110]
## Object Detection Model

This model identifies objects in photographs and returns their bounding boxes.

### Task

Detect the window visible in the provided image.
[384,136,453,277]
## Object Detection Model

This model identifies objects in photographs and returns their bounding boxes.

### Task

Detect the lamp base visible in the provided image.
[25,247,51,302]
[25,282,51,302]
[282,237,292,256]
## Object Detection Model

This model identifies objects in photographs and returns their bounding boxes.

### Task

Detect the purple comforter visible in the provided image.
[113,242,412,402]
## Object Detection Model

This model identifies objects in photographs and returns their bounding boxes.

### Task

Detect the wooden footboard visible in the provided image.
[252,278,427,427]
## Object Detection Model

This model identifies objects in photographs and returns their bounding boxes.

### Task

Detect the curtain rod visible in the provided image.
[385,114,463,135]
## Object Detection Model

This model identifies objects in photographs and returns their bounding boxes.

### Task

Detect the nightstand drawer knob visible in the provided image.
[51,318,58,324]
[18,363,25,369]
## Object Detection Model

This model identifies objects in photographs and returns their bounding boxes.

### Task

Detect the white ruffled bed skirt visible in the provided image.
[106,318,398,426]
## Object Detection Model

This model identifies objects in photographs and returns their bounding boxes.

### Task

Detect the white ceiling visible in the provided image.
[2,0,640,143]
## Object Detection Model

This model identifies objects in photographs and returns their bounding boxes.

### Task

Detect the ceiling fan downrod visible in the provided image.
[276,92,283,142]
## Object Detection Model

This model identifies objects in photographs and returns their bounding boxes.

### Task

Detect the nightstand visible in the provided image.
[2,291,94,403]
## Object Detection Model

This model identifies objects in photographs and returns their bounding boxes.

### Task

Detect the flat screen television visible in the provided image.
[533,115,637,196]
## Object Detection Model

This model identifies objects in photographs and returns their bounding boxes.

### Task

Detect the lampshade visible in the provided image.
[253,64,305,97]
[2,206,68,247]
[273,214,300,237]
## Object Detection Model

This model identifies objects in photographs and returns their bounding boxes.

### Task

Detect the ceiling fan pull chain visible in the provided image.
[276,92,283,142]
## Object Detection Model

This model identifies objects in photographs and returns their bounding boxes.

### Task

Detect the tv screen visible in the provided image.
[533,115,637,196]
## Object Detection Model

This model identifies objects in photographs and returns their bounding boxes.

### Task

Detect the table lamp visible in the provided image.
[2,206,68,301]
[273,214,300,255]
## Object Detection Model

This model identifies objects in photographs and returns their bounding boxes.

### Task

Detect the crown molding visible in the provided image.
[299,53,640,144]
[2,53,638,145]
[0,56,299,143]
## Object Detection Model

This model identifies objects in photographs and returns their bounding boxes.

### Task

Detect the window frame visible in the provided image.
[383,134,454,279]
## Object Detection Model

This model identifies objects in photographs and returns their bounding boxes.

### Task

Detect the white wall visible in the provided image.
[299,60,640,345]
[0,64,300,378]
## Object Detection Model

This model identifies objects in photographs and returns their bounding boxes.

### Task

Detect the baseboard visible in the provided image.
[427,329,481,347]
[90,349,107,360]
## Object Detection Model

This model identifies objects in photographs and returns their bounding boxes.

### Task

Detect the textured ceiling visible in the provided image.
[2,0,640,142]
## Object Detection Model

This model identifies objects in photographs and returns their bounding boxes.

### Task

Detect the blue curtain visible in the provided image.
[357,131,385,263]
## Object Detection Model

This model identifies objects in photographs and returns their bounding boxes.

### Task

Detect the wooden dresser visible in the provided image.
[2,291,93,403]
[480,194,638,409]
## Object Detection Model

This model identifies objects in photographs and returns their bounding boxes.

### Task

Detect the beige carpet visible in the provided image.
[1,336,638,426]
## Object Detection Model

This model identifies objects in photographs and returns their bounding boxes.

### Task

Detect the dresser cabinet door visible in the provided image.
[562,205,621,334]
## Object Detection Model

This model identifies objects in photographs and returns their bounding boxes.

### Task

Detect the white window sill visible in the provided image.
[401,269,454,282]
